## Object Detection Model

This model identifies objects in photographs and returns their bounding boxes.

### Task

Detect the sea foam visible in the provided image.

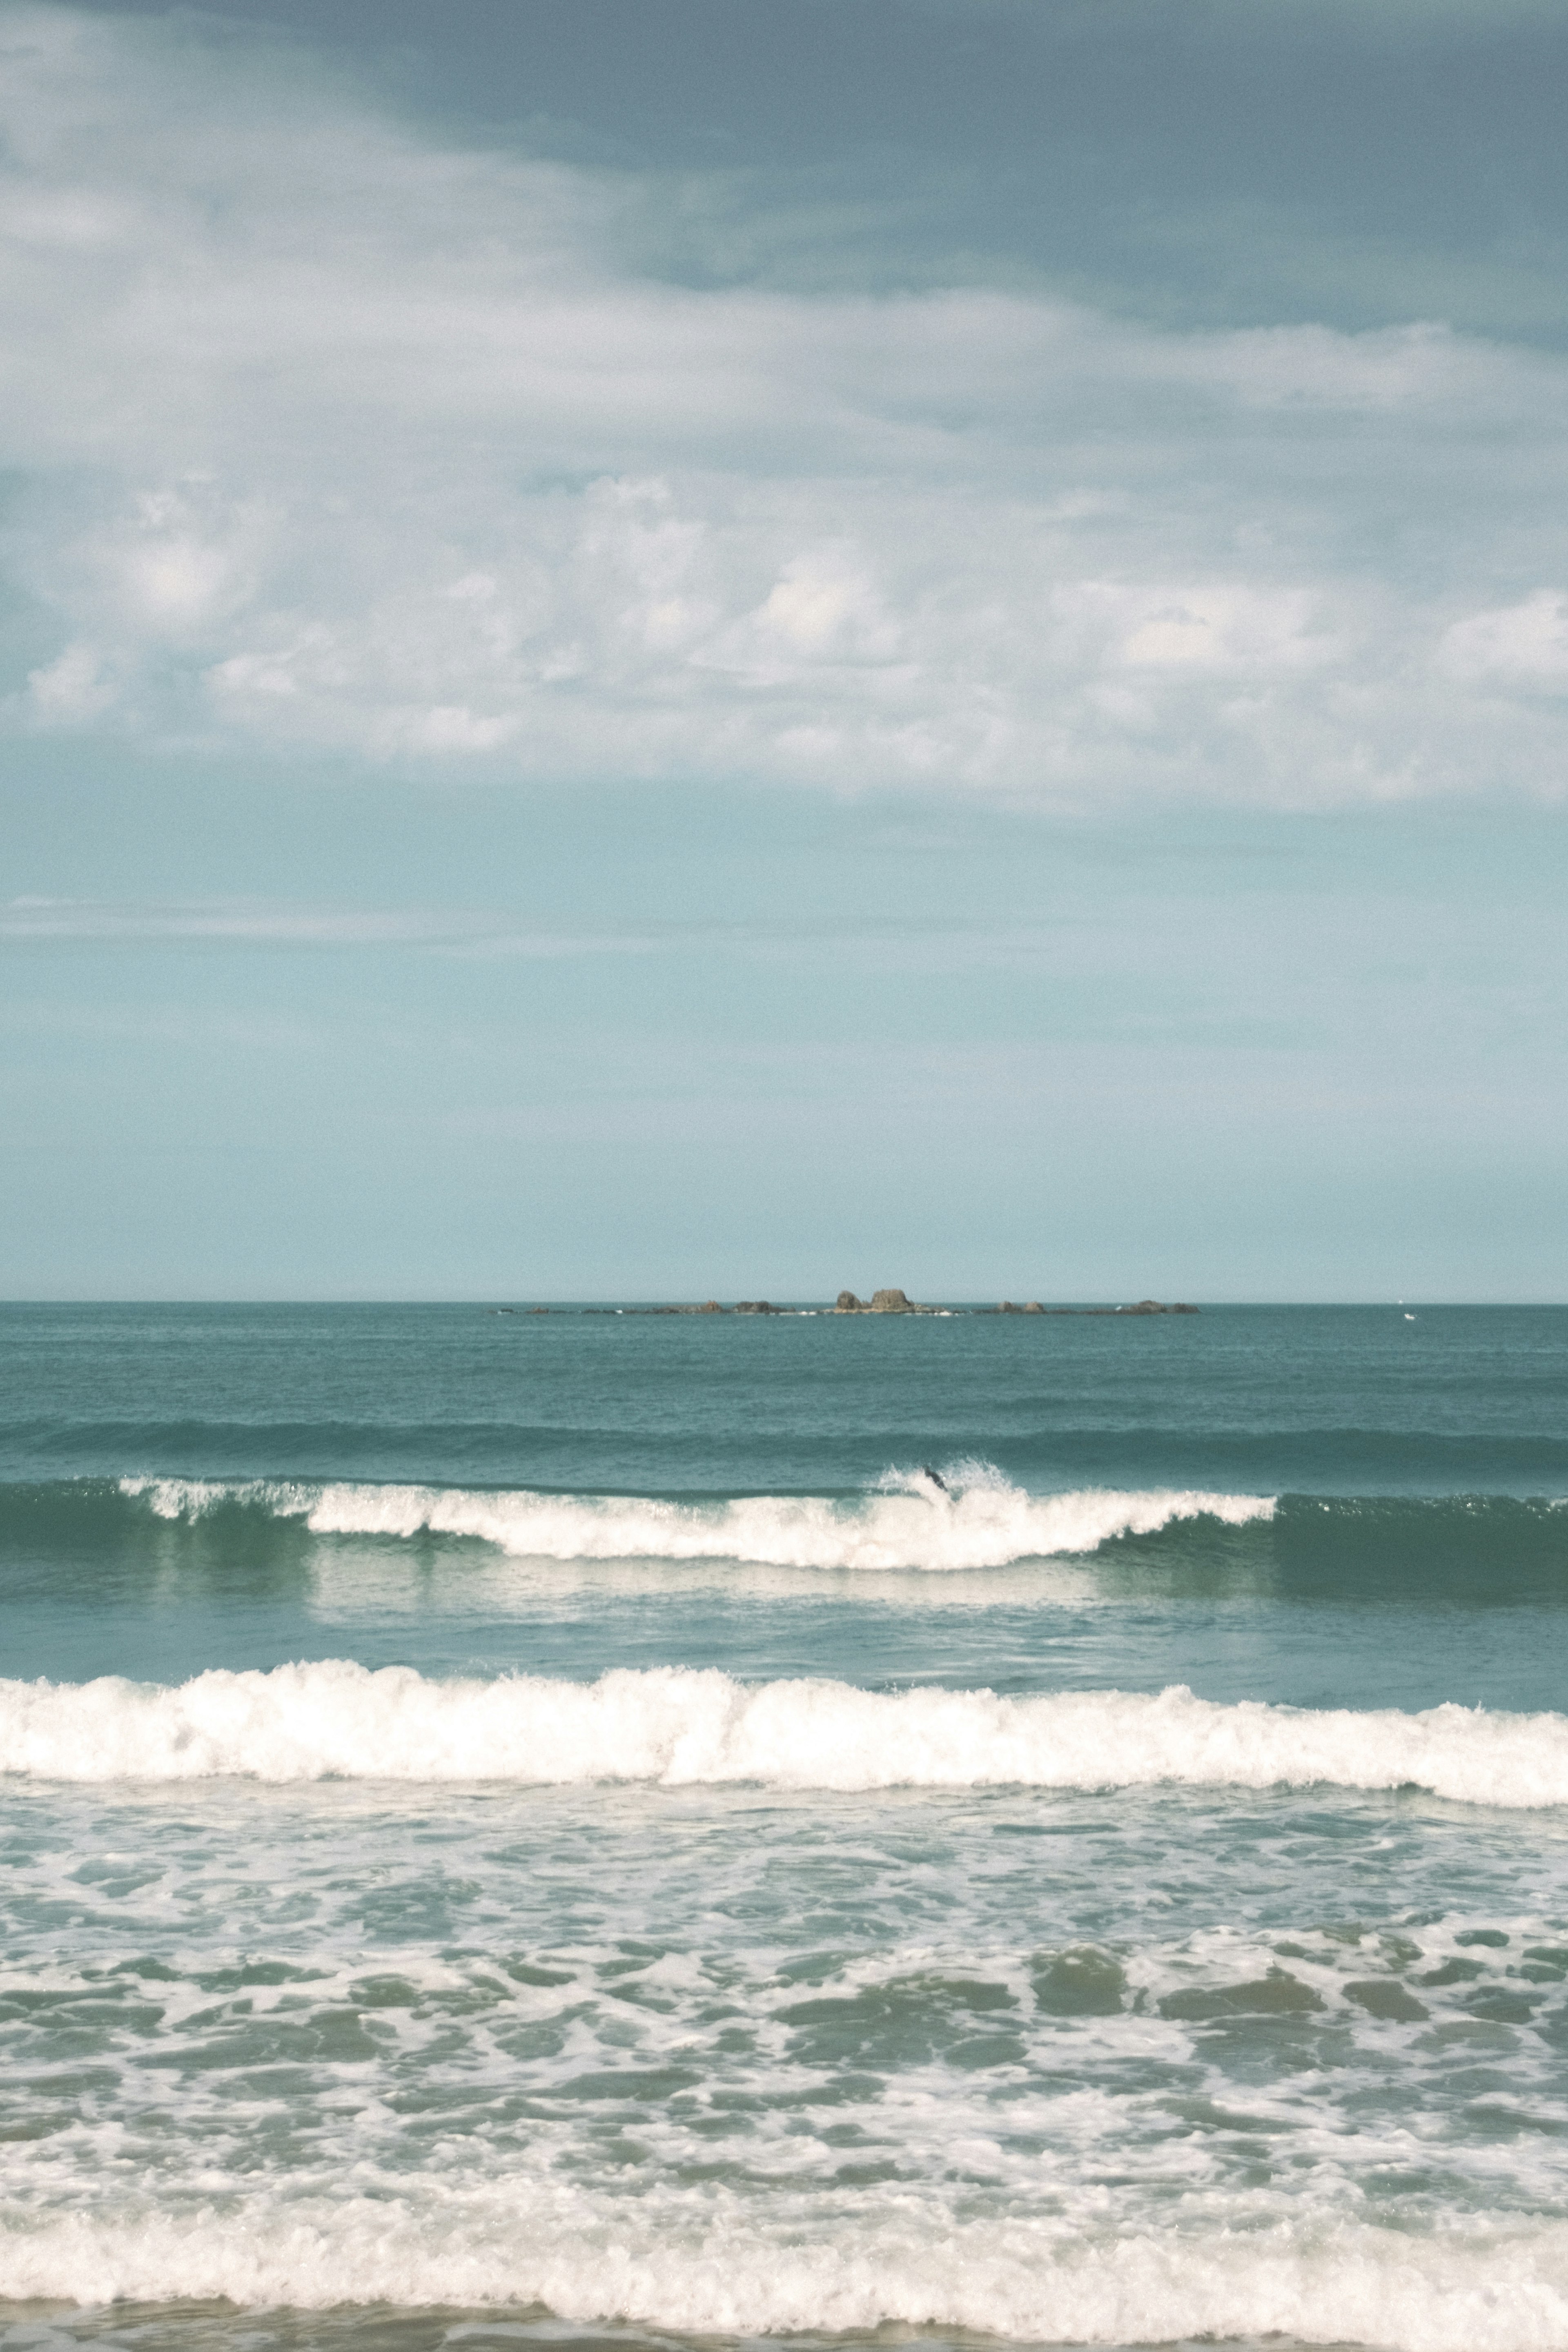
[121,1471,1274,1571]
[5,1661,1568,1804]
[6,2195,1568,2350]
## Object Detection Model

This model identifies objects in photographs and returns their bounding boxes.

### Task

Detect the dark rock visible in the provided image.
[695,1301,722,1314]
[734,1301,775,1314]
[835,1287,927,1313]
[1023,1301,1043,1314]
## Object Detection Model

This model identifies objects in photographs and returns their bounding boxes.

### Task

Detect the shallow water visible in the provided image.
[2,1303,1567,2350]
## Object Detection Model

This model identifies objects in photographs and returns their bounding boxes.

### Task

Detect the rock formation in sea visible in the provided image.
[833,1287,926,1313]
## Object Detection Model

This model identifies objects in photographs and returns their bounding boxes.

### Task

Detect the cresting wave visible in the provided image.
[6,2202,1568,2350]
[118,1471,1273,1571]
[6,1662,1568,1804]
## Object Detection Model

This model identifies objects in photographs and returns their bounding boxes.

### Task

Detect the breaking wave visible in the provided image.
[5,1661,1568,1803]
[116,1470,1272,1571]
[6,2198,1568,2348]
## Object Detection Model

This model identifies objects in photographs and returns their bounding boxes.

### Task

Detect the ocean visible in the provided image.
[3,1301,1568,2352]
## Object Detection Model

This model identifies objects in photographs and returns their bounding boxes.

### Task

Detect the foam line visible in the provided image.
[121,1472,1274,1571]
[4,1662,1567,1804]
[5,2198,1568,2348]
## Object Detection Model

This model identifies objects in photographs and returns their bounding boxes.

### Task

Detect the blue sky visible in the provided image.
[2,0,1565,1298]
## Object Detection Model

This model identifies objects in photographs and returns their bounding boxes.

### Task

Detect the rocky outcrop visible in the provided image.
[833,1287,927,1313]
[1116,1299,1198,1315]
[734,1301,775,1314]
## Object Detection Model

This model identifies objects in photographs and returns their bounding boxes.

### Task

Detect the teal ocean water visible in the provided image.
[4,1302,1568,2352]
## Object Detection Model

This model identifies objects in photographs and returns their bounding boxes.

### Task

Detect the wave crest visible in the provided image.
[6,2197,1568,2348]
[4,1662,1568,1804]
[120,1472,1274,1571]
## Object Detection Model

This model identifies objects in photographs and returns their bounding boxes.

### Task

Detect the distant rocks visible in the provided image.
[522,1291,1197,1319]
[834,1287,928,1314]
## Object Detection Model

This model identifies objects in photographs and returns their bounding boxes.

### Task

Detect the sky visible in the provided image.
[2,0,1566,1300]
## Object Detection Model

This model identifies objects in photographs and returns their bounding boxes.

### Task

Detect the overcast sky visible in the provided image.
[3,0,1565,1298]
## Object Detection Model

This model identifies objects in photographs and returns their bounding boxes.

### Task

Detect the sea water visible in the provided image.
[2,1302,1567,2352]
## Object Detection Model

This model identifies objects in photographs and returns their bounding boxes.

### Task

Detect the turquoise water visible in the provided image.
[3,1303,1568,2352]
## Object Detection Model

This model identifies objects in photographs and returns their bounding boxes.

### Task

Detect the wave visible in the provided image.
[6,2198,1568,2349]
[5,1661,1568,1803]
[4,1477,1564,1601]
[116,1470,1274,1572]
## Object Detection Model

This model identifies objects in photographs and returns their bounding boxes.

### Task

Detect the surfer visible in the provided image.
[921,1465,948,1494]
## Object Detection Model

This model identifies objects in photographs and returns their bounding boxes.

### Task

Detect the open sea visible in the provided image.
[3,1299,1568,2352]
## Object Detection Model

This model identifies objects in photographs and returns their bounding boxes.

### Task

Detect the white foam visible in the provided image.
[6,2194,1568,2349]
[6,1662,1568,1805]
[121,1472,1274,1571]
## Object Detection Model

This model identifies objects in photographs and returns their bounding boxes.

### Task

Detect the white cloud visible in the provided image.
[26,639,116,722]
[0,897,665,953]
[1442,592,1568,690]
[1,6,1567,804]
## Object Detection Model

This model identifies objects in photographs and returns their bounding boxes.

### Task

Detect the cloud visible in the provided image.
[1441,592,1568,690]
[2,6,1567,805]
[0,898,658,952]
[0,898,472,946]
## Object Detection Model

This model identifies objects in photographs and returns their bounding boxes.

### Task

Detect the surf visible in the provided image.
[112,1470,1275,1572]
[7,1660,1568,1803]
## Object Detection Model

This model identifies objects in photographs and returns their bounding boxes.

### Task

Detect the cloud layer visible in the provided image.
[3,5,1567,805]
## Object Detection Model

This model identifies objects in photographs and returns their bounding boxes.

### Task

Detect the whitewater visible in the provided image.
[120,1470,1276,1571]
[7,1301,1568,2352]
[11,2199,1568,2351]
[7,1660,1568,1804]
